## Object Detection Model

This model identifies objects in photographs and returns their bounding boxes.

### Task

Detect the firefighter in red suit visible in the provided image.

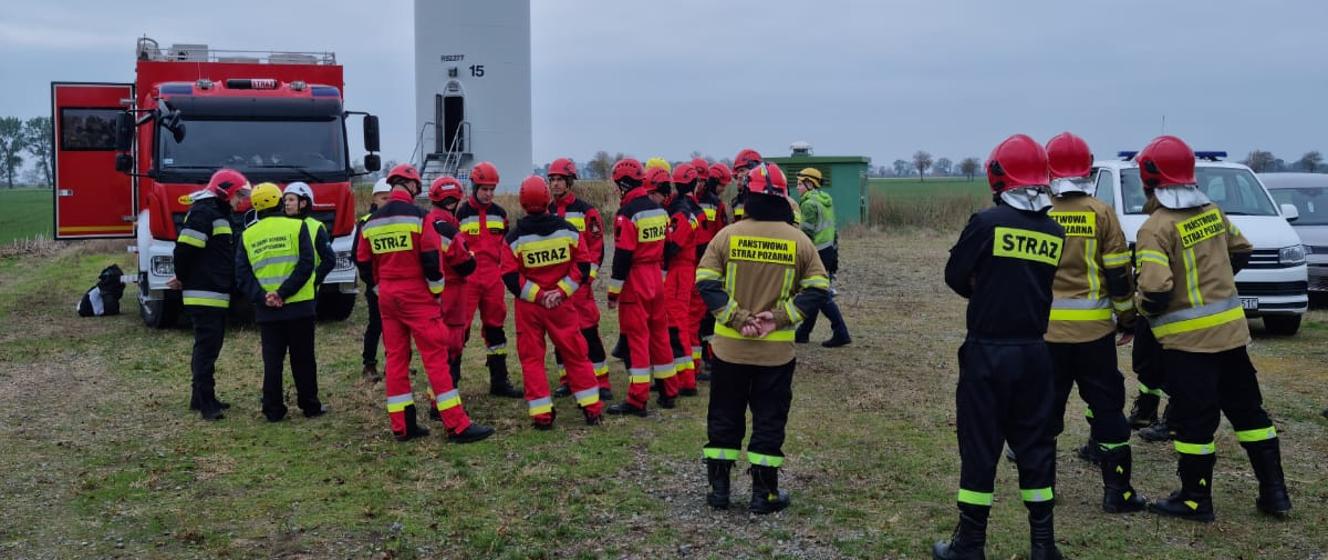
[424,176,478,417]
[605,158,680,416]
[664,162,706,395]
[546,158,613,401]
[355,163,495,444]
[455,161,523,398]
[501,176,607,429]
[693,162,732,378]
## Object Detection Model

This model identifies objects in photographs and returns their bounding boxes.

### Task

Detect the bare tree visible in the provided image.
[934,157,953,177]
[1297,151,1323,173]
[22,117,52,187]
[959,157,981,181]
[1243,150,1276,173]
[912,150,933,181]
[0,117,26,189]
[586,151,616,180]
[892,159,910,177]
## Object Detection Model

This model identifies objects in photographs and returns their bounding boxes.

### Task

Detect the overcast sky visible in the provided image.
[4,0,1327,168]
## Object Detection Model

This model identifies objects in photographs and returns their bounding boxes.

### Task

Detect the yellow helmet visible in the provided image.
[251,182,284,212]
[797,167,823,188]
[645,157,672,173]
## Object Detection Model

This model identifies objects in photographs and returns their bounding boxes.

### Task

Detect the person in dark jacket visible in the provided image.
[282,182,336,288]
[353,179,394,382]
[171,168,251,421]
[236,183,324,422]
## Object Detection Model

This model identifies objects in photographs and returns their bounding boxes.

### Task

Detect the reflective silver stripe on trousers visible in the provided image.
[386,393,414,405]
[527,397,553,408]
[1051,298,1111,309]
[182,290,228,301]
[1151,296,1241,328]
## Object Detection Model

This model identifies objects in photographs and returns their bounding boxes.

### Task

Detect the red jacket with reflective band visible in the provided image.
[455,196,509,281]
[355,190,443,285]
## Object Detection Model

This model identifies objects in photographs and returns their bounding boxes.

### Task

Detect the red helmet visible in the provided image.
[1045,132,1093,180]
[206,168,250,200]
[734,148,762,171]
[709,162,733,185]
[548,158,577,179]
[644,167,672,196]
[386,163,421,186]
[519,175,551,213]
[745,162,788,196]
[470,162,500,187]
[671,163,699,186]
[1136,135,1196,190]
[690,158,710,179]
[612,158,645,184]
[428,176,464,204]
[986,134,1050,193]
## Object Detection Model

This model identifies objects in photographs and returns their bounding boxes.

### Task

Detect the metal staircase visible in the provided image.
[420,121,471,184]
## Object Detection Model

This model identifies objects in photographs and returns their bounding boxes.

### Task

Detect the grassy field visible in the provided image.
[0,188,53,245]
[868,177,989,201]
[1,230,1327,559]
[866,178,990,230]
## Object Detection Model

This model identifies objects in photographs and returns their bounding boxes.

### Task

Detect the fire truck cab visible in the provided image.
[51,37,381,327]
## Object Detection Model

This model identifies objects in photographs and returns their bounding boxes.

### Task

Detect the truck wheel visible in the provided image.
[1263,315,1301,336]
[316,288,357,322]
[138,273,180,329]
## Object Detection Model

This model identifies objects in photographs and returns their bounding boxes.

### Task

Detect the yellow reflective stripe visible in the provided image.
[800,275,830,290]
[573,388,601,407]
[527,397,554,416]
[714,323,795,342]
[1102,251,1132,268]
[1112,298,1135,312]
[1151,306,1245,338]
[703,447,740,460]
[593,362,609,376]
[1235,426,1277,443]
[182,290,230,308]
[1174,440,1215,455]
[1049,308,1114,321]
[715,300,738,324]
[1138,383,1165,397]
[435,390,462,411]
[1182,248,1203,307]
[1085,238,1101,301]
[362,222,422,238]
[177,228,208,247]
[696,268,722,282]
[1136,249,1169,267]
[627,367,651,384]
[428,277,445,295]
[992,227,1063,266]
[746,452,783,467]
[386,393,414,413]
[557,277,579,297]
[519,282,540,302]
[1020,487,1054,503]
[957,489,993,506]
[589,263,600,280]
[783,299,803,324]
[652,363,677,379]
[606,279,623,295]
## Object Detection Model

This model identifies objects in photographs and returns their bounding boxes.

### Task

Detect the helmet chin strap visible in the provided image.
[1000,186,1053,212]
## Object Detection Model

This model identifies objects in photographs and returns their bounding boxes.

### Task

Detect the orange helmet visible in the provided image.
[519,175,551,214]
[206,168,251,200]
[470,161,500,187]
[1136,135,1196,190]
[986,134,1049,193]
[1045,132,1093,180]
[428,176,464,204]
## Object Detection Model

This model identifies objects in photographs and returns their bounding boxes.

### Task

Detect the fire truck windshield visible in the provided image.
[159,117,347,182]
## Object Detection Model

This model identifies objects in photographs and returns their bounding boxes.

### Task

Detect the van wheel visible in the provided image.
[1263,315,1301,336]
[138,273,180,329]
[316,287,357,321]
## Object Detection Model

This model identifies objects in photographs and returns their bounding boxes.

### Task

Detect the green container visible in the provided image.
[763,155,871,226]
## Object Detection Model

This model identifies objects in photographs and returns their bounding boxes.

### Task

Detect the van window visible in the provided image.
[1091,168,1115,209]
[1271,186,1328,225]
[1121,167,1277,216]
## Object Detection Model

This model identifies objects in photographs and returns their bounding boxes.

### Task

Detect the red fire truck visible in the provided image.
[51,37,380,327]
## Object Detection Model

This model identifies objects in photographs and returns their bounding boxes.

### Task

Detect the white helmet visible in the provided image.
[371,178,392,195]
[283,181,315,205]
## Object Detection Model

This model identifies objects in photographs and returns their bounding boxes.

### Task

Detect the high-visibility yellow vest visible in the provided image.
[304,216,326,269]
[243,216,315,304]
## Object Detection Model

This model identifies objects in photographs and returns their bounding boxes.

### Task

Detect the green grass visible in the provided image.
[1,232,1326,558]
[869,177,989,201]
[0,188,53,244]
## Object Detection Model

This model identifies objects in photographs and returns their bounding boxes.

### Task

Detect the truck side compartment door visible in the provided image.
[51,82,136,239]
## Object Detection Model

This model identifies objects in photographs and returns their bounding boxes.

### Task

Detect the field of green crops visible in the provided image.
[0,188,52,245]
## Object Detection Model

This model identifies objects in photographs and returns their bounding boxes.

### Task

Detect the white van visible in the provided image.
[1090,152,1308,335]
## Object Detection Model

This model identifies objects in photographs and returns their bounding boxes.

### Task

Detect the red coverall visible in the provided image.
[664,196,704,390]
[691,191,729,370]
[551,193,611,389]
[608,187,679,408]
[356,190,472,437]
[425,206,476,394]
[455,197,511,363]
[501,212,605,424]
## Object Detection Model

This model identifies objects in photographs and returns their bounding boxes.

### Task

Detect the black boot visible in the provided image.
[606,401,647,417]
[361,364,382,384]
[1099,445,1147,513]
[1076,437,1104,465]
[705,458,734,509]
[553,384,572,398]
[448,423,495,444]
[1026,501,1064,560]
[749,465,790,514]
[657,393,677,409]
[1137,403,1172,442]
[610,335,628,361]
[599,387,614,401]
[394,405,431,442]
[486,354,522,398]
[1126,392,1159,429]
[1242,438,1292,517]
[1149,453,1216,522]
[448,356,461,386]
[931,504,988,560]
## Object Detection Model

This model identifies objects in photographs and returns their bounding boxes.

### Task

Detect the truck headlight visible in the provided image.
[151,255,174,276]
[1279,244,1307,265]
[335,251,354,272]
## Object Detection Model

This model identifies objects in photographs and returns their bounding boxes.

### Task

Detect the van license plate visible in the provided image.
[1240,297,1259,311]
